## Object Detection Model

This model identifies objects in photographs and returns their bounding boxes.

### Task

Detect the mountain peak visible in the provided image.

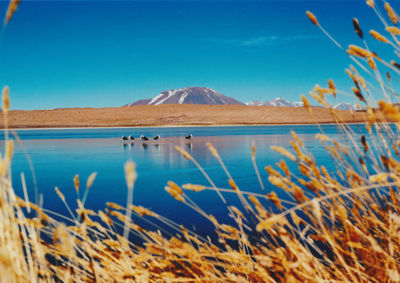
[246,97,303,107]
[333,102,358,111]
[126,87,244,106]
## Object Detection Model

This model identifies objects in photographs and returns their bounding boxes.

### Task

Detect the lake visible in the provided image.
[2,124,370,239]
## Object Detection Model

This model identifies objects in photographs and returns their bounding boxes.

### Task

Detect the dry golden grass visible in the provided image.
[0,104,367,129]
[3,0,400,282]
[4,0,20,26]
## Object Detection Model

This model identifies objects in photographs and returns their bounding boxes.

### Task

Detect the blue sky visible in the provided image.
[0,0,398,109]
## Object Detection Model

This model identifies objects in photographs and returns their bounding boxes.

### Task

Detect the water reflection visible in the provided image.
[141,143,148,151]
[186,142,192,152]
[123,142,134,152]
[5,126,366,239]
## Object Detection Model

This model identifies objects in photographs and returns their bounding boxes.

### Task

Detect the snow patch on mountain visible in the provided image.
[333,103,361,111]
[246,97,303,107]
[126,87,244,106]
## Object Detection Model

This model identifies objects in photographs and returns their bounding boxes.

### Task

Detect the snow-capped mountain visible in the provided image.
[333,103,358,111]
[292,101,305,107]
[246,97,360,111]
[245,100,267,106]
[246,97,303,107]
[126,87,244,106]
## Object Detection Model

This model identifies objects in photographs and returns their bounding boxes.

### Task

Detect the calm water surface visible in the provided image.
[1,125,370,238]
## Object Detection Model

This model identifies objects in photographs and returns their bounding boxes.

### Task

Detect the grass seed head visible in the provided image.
[315,133,332,142]
[391,60,400,70]
[2,86,9,112]
[270,146,296,161]
[54,187,65,202]
[379,100,400,120]
[124,160,137,189]
[175,146,193,161]
[352,87,366,103]
[291,131,304,147]
[352,18,363,39]
[4,0,20,26]
[165,181,184,202]
[228,179,239,192]
[385,2,398,25]
[301,94,312,113]
[386,26,400,35]
[86,172,97,189]
[368,57,376,70]
[267,191,282,210]
[347,44,372,58]
[130,205,157,217]
[268,176,286,189]
[206,142,220,159]
[256,215,282,232]
[182,183,206,192]
[328,79,336,98]
[370,30,390,43]
[107,202,125,210]
[251,142,256,160]
[369,173,389,183]
[230,206,244,219]
[387,72,391,81]
[311,199,322,222]
[73,174,79,193]
[306,11,319,26]
[277,159,290,179]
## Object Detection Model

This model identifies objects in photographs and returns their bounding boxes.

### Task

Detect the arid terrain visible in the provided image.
[0,105,367,128]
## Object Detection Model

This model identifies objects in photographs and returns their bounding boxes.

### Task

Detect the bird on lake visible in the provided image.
[140,135,149,141]
[128,136,135,140]
[185,134,193,140]
[122,136,128,140]
[153,135,160,141]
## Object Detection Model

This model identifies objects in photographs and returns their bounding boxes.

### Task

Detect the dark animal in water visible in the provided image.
[128,136,135,140]
[122,136,128,140]
[140,135,149,141]
[185,134,193,140]
[153,135,160,141]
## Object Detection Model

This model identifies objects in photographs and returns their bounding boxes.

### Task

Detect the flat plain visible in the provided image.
[0,105,368,128]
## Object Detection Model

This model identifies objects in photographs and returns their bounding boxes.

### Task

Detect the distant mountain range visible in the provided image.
[246,98,359,111]
[245,97,303,107]
[126,87,244,106]
[333,102,359,111]
[125,87,358,110]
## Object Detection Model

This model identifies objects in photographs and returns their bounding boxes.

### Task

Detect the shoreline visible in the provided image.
[4,121,371,131]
